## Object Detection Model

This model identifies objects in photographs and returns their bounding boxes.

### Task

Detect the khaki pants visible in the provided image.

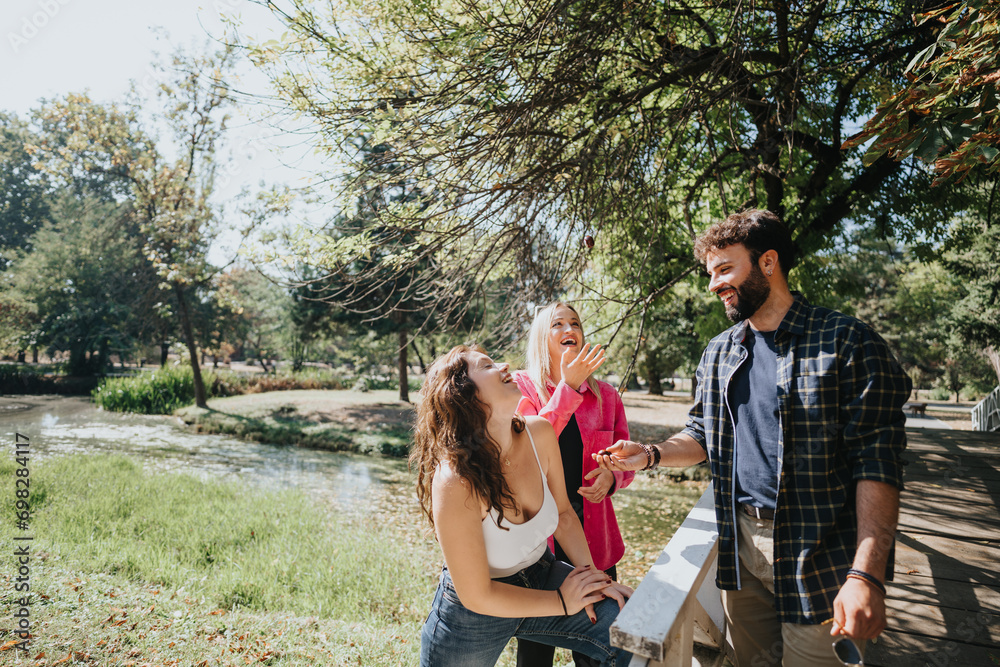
[722,511,866,667]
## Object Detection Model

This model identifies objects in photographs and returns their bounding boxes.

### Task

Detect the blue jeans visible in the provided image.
[420,550,631,666]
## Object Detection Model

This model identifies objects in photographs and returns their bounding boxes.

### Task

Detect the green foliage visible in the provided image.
[0,111,52,264]
[211,266,290,367]
[93,366,197,414]
[0,363,45,392]
[846,0,1000,185]
[93,366,417,414]
[942,210,1000,352]
[238,0,966,355]
[2,193,161,374]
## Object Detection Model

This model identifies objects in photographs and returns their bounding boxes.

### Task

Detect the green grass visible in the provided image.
[176,391,416,457]
[0,454,437,665]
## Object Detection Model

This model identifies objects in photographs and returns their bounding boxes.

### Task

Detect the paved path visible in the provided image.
[904,414,953,430]
[866,428,1000,667]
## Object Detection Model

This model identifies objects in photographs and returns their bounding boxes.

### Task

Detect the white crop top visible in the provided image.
[482,427,559,578]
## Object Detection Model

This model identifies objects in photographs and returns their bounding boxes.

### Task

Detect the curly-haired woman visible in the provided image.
[411,345,633,666]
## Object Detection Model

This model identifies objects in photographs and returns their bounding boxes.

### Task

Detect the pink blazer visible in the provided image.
[513,371,634,571]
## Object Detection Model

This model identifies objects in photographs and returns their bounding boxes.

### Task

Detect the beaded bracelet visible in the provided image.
[846,568,887,596]
[638,442,660,471]
[638,442,653,471]
[556,588,569,615]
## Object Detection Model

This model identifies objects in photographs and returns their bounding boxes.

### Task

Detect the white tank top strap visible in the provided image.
[524,423,544,468]
[480,422,559,578]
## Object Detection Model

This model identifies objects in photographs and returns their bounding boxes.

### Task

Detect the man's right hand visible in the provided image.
[592,440,647,472]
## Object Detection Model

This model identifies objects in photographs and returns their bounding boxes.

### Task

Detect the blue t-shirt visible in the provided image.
[730,327,780,509]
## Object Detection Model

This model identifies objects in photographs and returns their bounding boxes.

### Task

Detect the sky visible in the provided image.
[2,0,321,264]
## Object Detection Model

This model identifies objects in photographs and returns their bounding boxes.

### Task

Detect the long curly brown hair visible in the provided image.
[410,344,525,531]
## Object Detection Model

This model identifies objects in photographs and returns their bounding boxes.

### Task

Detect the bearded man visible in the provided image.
[596,209,911,667]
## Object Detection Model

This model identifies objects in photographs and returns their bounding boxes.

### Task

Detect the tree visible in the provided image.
[942,203,1000,385]
[2,194,160,374]
[239,0,967,358]
[215,266,290,370]
[0,112,52,268]
[845,0,1000,185]
[30,47,239,406]
[279,136,480,400]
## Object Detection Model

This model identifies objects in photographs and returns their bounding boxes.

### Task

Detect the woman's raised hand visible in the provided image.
[560,343,606,391]
[558,565,615,623]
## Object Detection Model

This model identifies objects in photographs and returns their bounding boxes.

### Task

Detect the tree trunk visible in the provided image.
[398,329,409,403]
[986,346,1000,386]
[173,282,208,408]
[161,342,169,367]
[31,346,38,364]
[645,347,663,396]
[690,373,698,400]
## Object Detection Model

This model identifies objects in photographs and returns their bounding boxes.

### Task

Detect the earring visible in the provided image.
[767,270,772,276]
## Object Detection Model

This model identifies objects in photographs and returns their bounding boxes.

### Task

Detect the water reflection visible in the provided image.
[0,395,414,518]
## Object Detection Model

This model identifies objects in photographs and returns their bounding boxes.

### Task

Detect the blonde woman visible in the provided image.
[412,345,632,666]
[512,303,635,667]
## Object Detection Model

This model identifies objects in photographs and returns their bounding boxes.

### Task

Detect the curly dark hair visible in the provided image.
[410,344,525,532]
[693,209,797,277]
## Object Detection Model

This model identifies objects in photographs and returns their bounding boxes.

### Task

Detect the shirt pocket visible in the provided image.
[792,372,840,438]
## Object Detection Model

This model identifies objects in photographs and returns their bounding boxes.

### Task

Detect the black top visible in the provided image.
[560,414,586,522]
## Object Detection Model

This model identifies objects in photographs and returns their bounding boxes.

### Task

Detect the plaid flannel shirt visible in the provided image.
[681,294,910,623]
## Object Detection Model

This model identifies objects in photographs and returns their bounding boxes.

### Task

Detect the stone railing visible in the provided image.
[611,484,728,667]
[972,385,1000,432]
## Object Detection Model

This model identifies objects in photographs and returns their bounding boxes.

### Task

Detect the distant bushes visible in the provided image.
[92,366,197,414]
[207,366,349,397]
[93,366,409,414]
[0,364,98,395]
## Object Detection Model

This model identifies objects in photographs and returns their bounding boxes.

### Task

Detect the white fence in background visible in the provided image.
[611,484,728,667]
[972,385,1000,432]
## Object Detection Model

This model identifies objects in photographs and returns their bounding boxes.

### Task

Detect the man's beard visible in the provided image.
[724,264,771,322]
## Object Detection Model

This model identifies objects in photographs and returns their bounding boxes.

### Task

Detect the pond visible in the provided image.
[0,394,418,520]
[0,394,706,587]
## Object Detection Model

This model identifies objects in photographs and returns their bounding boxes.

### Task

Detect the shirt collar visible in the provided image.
[777,292,810,337]
[728,292,810,343]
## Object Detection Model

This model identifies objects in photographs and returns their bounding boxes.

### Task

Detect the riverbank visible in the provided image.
[0,454,437,665]
[175,390,415,456]
[174,387,702,459]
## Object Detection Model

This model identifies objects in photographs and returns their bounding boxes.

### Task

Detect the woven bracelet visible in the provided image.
[847,568,887,596]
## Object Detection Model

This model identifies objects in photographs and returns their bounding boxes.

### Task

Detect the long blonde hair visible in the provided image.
[525,302,602,406]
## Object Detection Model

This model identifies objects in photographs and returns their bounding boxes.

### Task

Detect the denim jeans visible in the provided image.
[420,550,631,667]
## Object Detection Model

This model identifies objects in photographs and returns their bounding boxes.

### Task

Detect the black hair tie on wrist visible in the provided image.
[556,588,569,615]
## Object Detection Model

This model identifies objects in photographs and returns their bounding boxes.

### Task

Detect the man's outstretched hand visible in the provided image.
[592,440,647,472]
